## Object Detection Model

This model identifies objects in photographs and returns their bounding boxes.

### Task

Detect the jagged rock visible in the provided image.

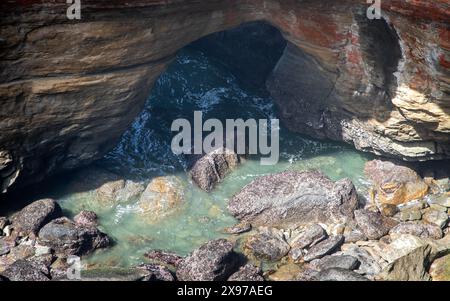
[190,148,240,192]
[74,211,98,227]
[364,160,429,206]
[137,176,185,224]
[337,245,381,276]
[144,250,184,268]
[244,227,290,261]
[430,254,450,281]
[316,268,369,281]
[303,235,344,262]
[422,209,448,228]
[11,199,62,235]
[354,209,398,240]
[0,217,8,231]
[380,244,431,281]
[290,224,328,249]
[228,171,358,228]
[176,239,240,281]
[228,264,264,281]
[38,217,110,256]
[309,255,359,271]
[389,222,443,239]
[1,259,50,281]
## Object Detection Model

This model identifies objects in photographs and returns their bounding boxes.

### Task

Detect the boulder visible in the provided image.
[309,255,359,271]
[137,176,185,224]
[354,209,398,240]
[228,264,264,281]
[189,148,240,192]
[1,259,50,281]
[11,199,62,235]
[38,217,110,256]
[244,227,290,261]
[228,171,358,228]
[364,160,429,206]
[96,179,145,207]
[74,211,98,227]
[303,235,344,262]
[430,254,450,281]
[176,239,240,281]
[389,222,443,239]
[316,268,369,281]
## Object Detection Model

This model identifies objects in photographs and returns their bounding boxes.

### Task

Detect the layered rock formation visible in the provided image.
[0,0,449,192]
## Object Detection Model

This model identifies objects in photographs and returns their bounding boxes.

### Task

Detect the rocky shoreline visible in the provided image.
[1,158,449,281]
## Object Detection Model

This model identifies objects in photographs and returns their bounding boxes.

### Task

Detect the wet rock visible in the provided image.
[176,239,240,281]
[223,222,252,235]
[137,176,185,224]
[11,199,62,235]
[290,224,327,249]
[380,244,431,281]
[354,209,398,240]
[422,209,448,228]
[38,217,110,256]
[78,267,157,281]
[74,211,98,227]
[337,245,381,276]
[430,254,450,281]
[316,268,369,281]
[96,179,145,207]
[389,222,443,239]
[309,255,359,271]
[228,264,264,281]
[1,259,50,281]
[303,235,344,262]
[144,250,184,268]
[365,160,429,206]
[228,171,358,229]
[189,148,240,192]
[268,263,302,281]
[137,264,175,281]
[244,227,290,261]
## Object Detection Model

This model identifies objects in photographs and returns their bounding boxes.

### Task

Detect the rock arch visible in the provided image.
[0,0,449,192]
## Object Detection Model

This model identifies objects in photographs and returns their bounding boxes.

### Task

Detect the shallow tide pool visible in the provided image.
[55,47,373,268]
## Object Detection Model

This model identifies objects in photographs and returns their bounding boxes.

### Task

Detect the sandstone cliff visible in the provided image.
[0,0,449,192]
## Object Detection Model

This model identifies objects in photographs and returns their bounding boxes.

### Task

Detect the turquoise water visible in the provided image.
[56,47,373,268]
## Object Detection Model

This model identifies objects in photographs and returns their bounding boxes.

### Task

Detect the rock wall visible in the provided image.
[0,0,449,192]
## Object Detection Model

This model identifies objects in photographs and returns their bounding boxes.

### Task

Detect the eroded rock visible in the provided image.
[228,171,358,229]
[11,199,62,235]
[365,160,429,206]
[176,239,240,281]
[354,209,398,240]
[244,227,290,261]
[38,217,110,256]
